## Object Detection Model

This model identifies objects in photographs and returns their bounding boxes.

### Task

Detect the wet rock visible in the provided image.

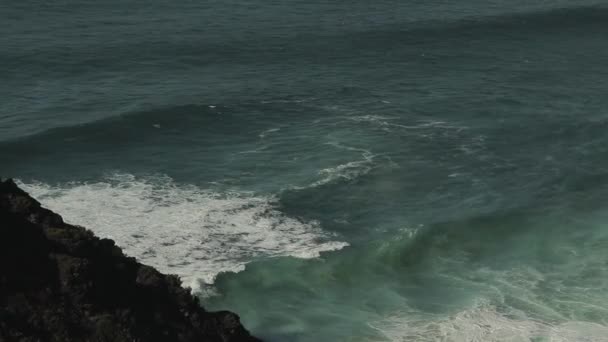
[0,178,261,342]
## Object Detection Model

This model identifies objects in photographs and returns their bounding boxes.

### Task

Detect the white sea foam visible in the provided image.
[18,174,348,290]
[370,301,608,342]
[348,114,400,132]
[259,127,280,138]
[312,157,374,187]
[348,115,467,133]
[308,142,376,187]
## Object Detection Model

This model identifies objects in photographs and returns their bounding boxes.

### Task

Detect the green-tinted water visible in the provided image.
[2,1,608,340]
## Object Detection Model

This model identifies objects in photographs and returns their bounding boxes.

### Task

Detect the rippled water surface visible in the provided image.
[3,1,608,340]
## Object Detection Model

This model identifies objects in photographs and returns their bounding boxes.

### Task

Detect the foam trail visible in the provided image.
[19,174,348,290]
[308,142,376,187]
[371,301,608,342]
[259,127,280,138]
[347,115,467,132]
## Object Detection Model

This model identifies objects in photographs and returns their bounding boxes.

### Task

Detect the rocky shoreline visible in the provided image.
[0,178,261,342]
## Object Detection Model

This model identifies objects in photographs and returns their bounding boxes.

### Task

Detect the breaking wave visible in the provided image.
[18,173,348,290]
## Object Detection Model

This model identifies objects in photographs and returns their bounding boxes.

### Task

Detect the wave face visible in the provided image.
[205,203,608,341]
[4,0,608,340]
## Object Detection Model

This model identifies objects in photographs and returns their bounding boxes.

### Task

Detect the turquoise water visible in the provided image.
[2,1,608,340]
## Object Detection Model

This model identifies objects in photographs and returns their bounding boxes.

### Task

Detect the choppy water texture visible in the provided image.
[3,1,608,341]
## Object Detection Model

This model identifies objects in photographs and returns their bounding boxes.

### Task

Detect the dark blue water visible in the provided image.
[2,1,608,340]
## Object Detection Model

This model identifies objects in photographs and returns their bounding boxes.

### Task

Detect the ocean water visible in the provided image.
[3,1,608,341]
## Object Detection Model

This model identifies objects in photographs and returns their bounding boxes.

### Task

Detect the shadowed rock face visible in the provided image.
[0,179,261,342]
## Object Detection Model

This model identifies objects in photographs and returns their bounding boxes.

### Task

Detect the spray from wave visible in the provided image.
[18,174,348,291]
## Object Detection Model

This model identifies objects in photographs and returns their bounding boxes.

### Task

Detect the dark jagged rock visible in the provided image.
[0,178,261,342]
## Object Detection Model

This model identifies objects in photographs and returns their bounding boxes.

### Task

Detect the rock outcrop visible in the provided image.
[0,178,260,342]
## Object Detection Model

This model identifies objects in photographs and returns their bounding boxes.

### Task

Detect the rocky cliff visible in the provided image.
[0,178,260,342]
